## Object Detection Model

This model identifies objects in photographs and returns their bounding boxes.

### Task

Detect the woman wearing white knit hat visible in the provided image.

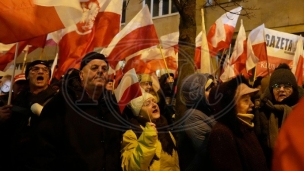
[121,92,179,171]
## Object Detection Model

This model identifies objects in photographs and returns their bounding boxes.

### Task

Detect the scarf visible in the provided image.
[237,113,254,128]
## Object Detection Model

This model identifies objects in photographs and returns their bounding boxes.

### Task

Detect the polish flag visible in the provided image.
[246,24,268,71]
[194,8,215,74]
[221,20,250,82]
[114,68,142,113]
[45,34,57,47]
[0,43,15,52]
[160,32,179,51]
[0,0,82,44]
[230,20,247,65]
[102,5,160,69]
[122,31,178,74]
[0,35,47,71]
[122,47,178,74]
[194,31,203,70]
[53,0,122,80]
[207,6,242,56]
[292,35,304,86]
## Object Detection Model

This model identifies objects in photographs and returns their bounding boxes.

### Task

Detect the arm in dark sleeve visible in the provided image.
[29,93,65,170]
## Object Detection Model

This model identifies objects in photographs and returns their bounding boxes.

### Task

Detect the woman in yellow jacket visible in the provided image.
[121,92,179,171]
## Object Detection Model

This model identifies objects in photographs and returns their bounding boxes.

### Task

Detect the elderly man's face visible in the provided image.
[80,59,108,91]
[28,64,50,90]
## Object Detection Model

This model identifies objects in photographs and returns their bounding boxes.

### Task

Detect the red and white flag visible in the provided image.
[207,6,242,56]
[102,5,159,69]
[122,32,178,74]
[0,0,82,44]
[0,35,47,71]
[221,20,250,82]
[246,24,268,71]
[123,46,178,74]
[292,35,304,86]
[0,43,15,52]
[53,0,122,80]
[194,31,203,70]
[114,68,142,113]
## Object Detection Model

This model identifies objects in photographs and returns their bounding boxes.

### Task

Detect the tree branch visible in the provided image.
[203,0,259,19]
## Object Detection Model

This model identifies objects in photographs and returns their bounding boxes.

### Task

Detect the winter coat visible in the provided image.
[253,86,304,168]
[178,73,216,171]
[7,86,58,170]
[206,75,268,171]
[30,70,124,171]
[206,121,269,171]
[121,116,179,171]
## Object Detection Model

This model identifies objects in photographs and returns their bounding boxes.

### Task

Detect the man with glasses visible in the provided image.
[253,63,304,169]
[5,60,57,170]
[31,52,123,170]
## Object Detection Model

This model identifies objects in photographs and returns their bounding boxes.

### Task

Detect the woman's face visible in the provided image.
[272,83,293,102]
[236,94,254,114]
[139,97,160,121]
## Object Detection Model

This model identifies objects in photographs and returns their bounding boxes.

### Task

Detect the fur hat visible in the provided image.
[269,63,297,90]
[129,92,155,116]
[80,52,108,70]
[25,60,50,79]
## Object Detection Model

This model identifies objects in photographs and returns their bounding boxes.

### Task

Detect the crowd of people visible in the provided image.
[0,51,303,171]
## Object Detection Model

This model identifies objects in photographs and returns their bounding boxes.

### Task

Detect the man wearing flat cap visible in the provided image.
[32,52,123,170]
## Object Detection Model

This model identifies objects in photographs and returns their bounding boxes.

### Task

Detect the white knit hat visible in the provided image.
[129,92,155,116]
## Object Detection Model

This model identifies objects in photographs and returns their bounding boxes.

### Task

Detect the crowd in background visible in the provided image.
[0,52,303,171]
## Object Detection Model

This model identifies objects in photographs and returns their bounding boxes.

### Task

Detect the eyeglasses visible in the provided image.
[30,66,49,73]
[272,83,292,91]
[142,98,157,107]
[90,65,109,72]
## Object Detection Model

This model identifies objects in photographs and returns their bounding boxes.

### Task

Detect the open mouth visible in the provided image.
[37,76,44,81]
[152,109,158,113]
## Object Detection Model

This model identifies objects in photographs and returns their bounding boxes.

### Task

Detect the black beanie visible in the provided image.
[25,60,50,80]
[269,63,297,90]
[80,52,108,70]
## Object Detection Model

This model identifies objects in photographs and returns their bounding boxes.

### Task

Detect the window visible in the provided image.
[145,0,178,17]
[206,0,240,6]
[121,0,127,23]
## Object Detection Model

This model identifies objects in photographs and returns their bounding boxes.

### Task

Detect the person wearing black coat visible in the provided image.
[30,52,124,170]
[178,73,216,171]
[206,75,268,171]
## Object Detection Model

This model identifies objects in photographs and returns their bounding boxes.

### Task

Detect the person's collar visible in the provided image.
[237,113,254,128]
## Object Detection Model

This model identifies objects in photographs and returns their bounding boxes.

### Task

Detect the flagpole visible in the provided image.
[158,44,171,78]
[21,45,29,73]
[262,28,270,76]
[7,42,19,105]
[39,47,45,60]
[218,49,227,79]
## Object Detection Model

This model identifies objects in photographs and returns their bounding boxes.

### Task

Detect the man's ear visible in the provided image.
[79,70,84,81]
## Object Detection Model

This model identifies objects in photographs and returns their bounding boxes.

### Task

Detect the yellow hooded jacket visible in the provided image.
[121,123,179,171]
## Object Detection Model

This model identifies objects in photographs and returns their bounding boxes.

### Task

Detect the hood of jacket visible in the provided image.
[181,73,213,113]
